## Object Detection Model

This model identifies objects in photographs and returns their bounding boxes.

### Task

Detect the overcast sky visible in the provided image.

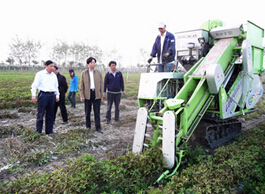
[0,0,264,66]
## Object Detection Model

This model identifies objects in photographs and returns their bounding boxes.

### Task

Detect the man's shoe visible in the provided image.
[96,128,103,133]
[48,132,58,134]
[86,126,91,130]
[106,120,110,124]
[115,119,120,122]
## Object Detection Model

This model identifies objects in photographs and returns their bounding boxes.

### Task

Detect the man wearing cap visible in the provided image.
[31,60,59,134]
[67,69,78,108]
[80,57,104,133]
[53,65,68,123]
[148,22,176,72]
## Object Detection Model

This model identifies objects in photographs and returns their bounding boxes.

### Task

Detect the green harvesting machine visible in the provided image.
[132,20,264,181]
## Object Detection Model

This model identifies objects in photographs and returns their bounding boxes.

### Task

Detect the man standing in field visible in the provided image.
[53,65,68,123]
[103,61,126,124]
[31,60,59,134]
[80,57,104,133]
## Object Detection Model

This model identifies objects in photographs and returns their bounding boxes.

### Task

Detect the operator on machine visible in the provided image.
[148,21,176,72]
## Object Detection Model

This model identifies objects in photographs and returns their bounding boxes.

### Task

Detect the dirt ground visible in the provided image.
[0,95,264,184]
[0,99,139,183]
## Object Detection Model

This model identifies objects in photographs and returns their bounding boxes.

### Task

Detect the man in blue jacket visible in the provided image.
[103,61,126,124]
[148,22,176,72]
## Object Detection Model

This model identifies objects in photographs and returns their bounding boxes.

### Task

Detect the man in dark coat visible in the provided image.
[103,61,126,124]
[149,22,176,72]
[53,65,68,123]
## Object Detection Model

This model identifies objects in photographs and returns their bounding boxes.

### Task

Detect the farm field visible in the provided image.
[0,71,264,193]
[0,71,140,109]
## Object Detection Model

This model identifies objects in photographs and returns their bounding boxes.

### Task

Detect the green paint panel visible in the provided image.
[246,21,264,74]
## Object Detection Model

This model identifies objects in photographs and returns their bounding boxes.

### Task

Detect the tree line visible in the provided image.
[4,36,148,68]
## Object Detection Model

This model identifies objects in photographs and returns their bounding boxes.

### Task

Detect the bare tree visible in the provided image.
[77,42,102,66]
[52,40,70,66]
[90,45,103,64]
[6,57,14,65]
[52,40,103,67]
[9,36,24,66]
[104,48,123,67]
[32,60,39,66]
[69,42,85,66]
[139,48,149,66]
[9,36,42,66]
[24,39,41,66]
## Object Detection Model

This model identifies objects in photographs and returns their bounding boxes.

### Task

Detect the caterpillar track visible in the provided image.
[190,120,242,148]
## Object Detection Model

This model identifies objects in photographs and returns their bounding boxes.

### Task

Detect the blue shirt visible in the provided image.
[104,71,124,93]
[69,75,78,92]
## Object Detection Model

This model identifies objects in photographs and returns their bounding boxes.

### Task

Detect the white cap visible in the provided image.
[158,22,166,28]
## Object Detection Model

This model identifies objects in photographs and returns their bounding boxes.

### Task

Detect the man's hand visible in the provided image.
[56,98,59,102]
[162,53,170,63]
[103,93,106,99]
[32,96,37,103]
[81,98,85,102]
[147,57,153,63]
[122,91,126,96]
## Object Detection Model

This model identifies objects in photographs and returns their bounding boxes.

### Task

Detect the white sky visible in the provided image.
[0,0,264,66]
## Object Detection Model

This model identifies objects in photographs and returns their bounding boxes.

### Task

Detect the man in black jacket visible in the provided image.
[53,65,68,123]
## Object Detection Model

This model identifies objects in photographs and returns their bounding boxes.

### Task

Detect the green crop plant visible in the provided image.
[0,127,264,193]
[0,147,164,194]
[0,72,141,109]
[24,151,53,166]
[147,127,265,193]
[0,125,25,138]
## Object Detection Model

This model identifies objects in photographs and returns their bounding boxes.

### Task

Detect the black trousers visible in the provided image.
[106,93,121,121]
[36,92,55,134]
[84,90,101,129]
[54,94,68,122]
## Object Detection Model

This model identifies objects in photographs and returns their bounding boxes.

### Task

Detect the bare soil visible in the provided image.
[0,99,138,183]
